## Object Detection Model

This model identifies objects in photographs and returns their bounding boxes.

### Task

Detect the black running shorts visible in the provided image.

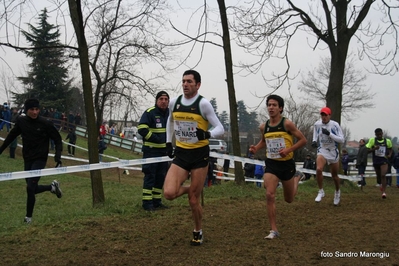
[172,145,210,171]
[264,158,296,181]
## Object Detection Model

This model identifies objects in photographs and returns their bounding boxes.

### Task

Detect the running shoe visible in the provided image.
[264,230,280,240]
[315,189,325,202]
[297,171,306,182]
[382,192,386,199]
[51,180,63,198]
[24,217,32,224]
[333,190,341,206]
[190,231,203,246]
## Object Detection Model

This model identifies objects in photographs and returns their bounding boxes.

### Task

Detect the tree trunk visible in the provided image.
[68,0,105,206]
[217,0,244,184]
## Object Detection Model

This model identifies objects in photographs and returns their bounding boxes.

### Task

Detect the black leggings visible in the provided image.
[24,160,51,217]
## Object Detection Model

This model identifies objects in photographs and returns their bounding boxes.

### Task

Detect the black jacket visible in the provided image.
[0,115,62,162]
[137,105,169,155]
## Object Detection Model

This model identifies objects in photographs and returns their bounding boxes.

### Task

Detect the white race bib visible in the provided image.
[375,146,386,157]
[266,138,286,159]
[174,121,198,144]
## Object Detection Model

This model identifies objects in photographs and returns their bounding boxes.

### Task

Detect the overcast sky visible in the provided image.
[0,1,398,142]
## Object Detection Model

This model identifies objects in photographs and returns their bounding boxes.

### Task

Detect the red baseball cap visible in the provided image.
[320,107,331,115]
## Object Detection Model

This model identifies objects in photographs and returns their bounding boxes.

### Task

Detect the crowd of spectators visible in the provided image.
[39,107,82,127]
[0,101,83,132]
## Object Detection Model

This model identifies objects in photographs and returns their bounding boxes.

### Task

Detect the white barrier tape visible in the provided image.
[0,118,13,125]
[214,152,398,181]
[1,140,396,183]
[213,170,235,176]
[210,151,265,165]
[118,167,142,171]
[210,151,364,182]
[0,156,171,182]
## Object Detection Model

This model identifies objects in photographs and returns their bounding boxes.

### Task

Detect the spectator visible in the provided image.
[40,107,49,117]
[356,139,368,187]
[223,154,230,178]
[0,103,11,132]
[387,148,395,187]
[48,108,55,118]
[98,136,107,162]
[99,122,107,139]
[104,122,110,134]
[60,112,67,130]
[341,149,349,175]
[110,124,116,135]
[67,111,75,128]
[65,127,77,156]
[244,154,255,178]
[393,147,399,188]
[74,113,82,125]
[8,107,20,158]
[11,107,19,124]
[137,90,170,211]
[303,154,315,180]
[254,161,264,188]
[53,109,61,120]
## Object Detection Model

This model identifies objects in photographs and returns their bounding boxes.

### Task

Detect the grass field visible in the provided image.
[0,131,398,265]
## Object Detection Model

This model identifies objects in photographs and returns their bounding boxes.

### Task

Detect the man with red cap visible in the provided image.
[311,107,345,206]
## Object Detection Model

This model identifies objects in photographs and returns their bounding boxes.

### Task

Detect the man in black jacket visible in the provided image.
[0,98,63,224]
[356,139,368,186]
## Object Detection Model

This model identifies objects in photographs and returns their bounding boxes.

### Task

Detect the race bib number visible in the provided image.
[375,146,386,157]
[174,121,198,144]
[266,138,285,159]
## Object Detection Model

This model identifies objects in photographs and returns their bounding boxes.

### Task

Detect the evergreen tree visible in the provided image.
[15,8,72,111]
[237,100,258,133]
[209,97,220,118]
[219,111,229,131]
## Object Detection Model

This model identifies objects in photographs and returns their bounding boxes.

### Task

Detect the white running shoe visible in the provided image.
[264,230,280,240]
[334,190,341,206]
[315,189,325,202]
[51,180,63,198]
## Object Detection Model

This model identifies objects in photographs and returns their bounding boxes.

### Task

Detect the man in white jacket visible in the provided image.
[311,107,345,206]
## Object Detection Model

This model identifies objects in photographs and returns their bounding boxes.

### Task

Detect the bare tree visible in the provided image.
[170,1,245,183]
[299,56,376,121]
[83,0,174,129]
[0,67,19,103]
[232,1,399,126]
[282,98,319,159]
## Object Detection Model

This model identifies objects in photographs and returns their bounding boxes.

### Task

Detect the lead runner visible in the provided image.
[163,70,224,246]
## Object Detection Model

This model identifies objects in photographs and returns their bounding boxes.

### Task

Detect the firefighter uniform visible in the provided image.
[138,91,169,210]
